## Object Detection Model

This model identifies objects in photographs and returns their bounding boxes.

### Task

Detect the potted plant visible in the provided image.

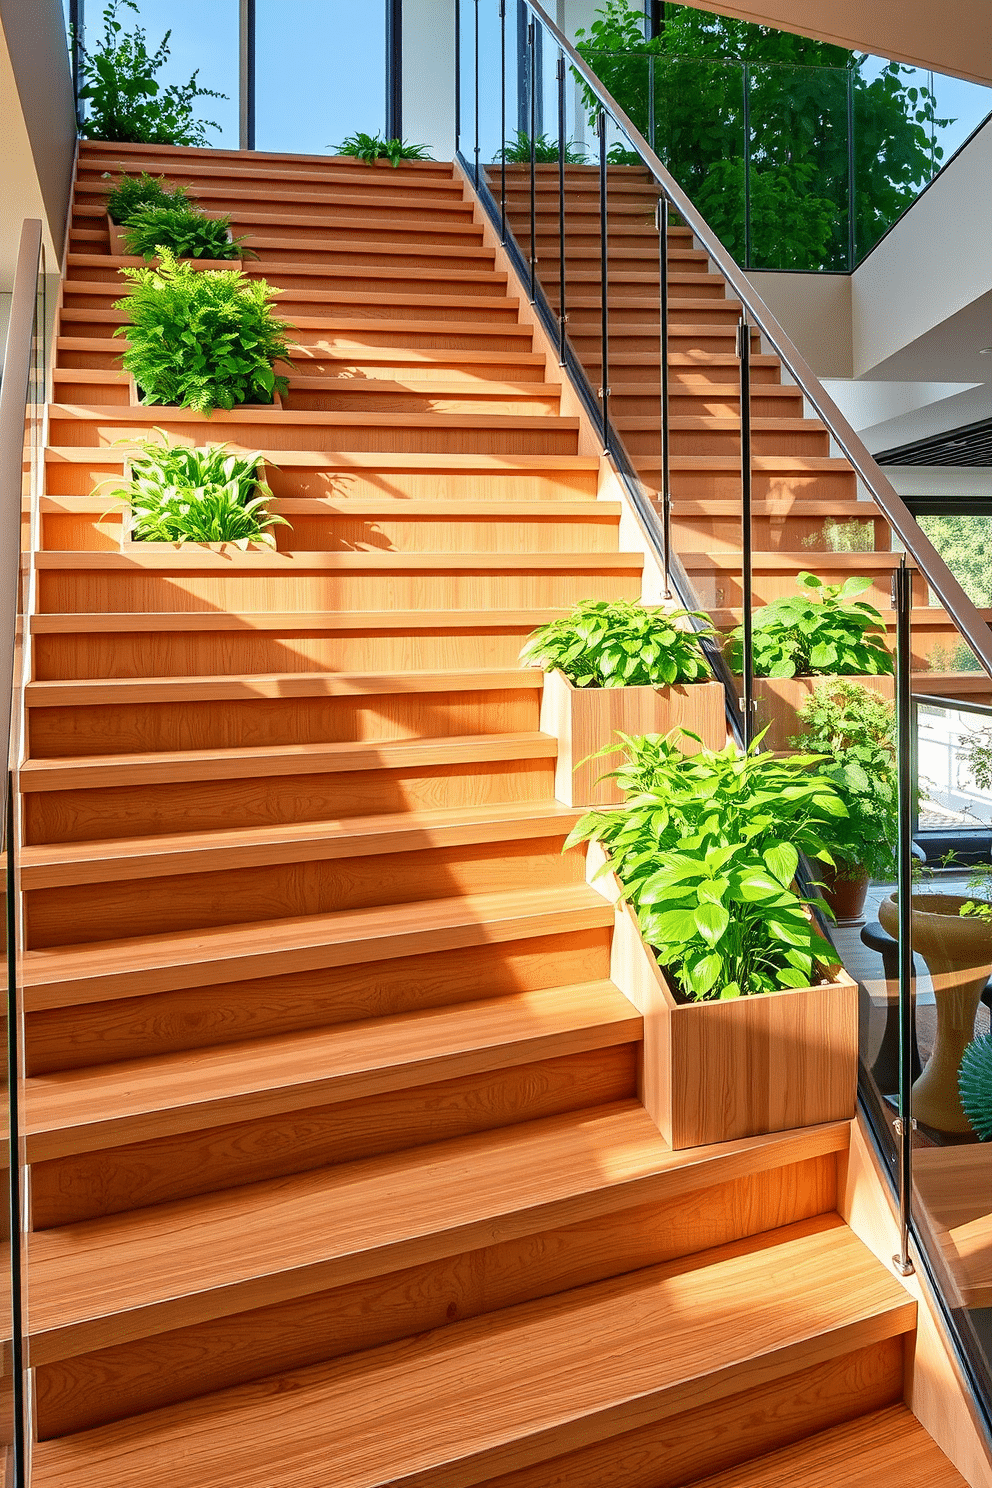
[112,203,248,267]
[331,133,434,166]
[567,732,858,1148]
[790,680,898,924]
[113,249,292,414]
[106,171,193,256]
[105,434,290,550]
[519,599,725,805]
[725,571,895,750]
[878,863,992,1132]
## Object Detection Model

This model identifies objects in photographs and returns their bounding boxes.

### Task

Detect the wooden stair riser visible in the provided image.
[32,1151,835,1434]
[283,386,561,416]
[77,156,465,195]
[25,923,614,1074]
[74,196,479,232]
[613,389,804,417]
[32,622,563,679]
[568,326,739,355]
[27,685,544,759]
[671,507,889,553]
[25,830,588,948]
[62,288,525,330]
[58,314,535,356]
[65,257,511,298]
[44,457,599,503]
[624,424,829,458]
[24,755,557,845]
[563,302,741,331]
[663,467,857,502]
[70,216,487,250]
[542,277,728,305]
[31,1044,640,1233]
[47,415,578,461]
[683,559,926,613]
[39,506,614,556]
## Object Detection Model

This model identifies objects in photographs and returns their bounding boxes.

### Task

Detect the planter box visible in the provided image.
[116,456,276,553]
[754,673,895,753]
[540,667,726,807]
[594,846,858,1149]
[125,373,282,411]
[108,213,241,271]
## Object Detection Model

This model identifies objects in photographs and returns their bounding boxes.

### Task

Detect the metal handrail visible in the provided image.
[0,219,43,765]
[523,0,992,680]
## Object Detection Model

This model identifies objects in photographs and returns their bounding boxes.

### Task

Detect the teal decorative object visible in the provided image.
[959,1034,992,1140]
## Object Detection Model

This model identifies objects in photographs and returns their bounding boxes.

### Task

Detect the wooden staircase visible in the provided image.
[20,139,970,1487]
[498,163,992,698]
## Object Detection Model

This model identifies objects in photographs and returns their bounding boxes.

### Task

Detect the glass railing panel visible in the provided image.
[931,69,992,162]
[851,58,942,261]
[745,63,851,271]
[255,0,385,155]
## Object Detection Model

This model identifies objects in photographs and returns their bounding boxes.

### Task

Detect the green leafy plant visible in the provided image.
[105,171,192,225]
[791,680,898,880]
[726,572,894,679]
[106,435,290,549]
[498,131,588,164]
[959,726,992,792]
[959,1034,992,1139]
[121,205,249,262]
[519,599,714,688]
[77,0,224,146]
[566,733,844,1001]
[332,132,433,166]
[114,249,291,414]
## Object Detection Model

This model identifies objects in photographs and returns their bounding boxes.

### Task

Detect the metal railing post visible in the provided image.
[528,15,537,304]
[500,0,507,242]
[473,0,481,188]
[454,0,461,154]
[386,0,404,141]
[238,0,256,151]
[847,66,856,270]
[737,314,754,747]
[742,60,751,269]
[893,559,917,1278]
[657,197,671,598]
[556,48,567,365]
[597,109,610,453]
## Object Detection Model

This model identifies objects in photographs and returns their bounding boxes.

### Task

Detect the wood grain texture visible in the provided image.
[913,1146,992,1308]
[30,1219,916,1488]
[539,667,727,806]
[34,1149,838,1438]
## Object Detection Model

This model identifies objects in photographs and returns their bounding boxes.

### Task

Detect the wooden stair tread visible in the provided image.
[57,339,545,369]
[70,284,516,313]
[29,608,574,634]
[24,981,641,1159]
[46,447,598,472]
[20,800,584,888]
[38,495,605,517]
[642,454,851,472]
[60,308,535,336]
[682,549,899,570]
[19,730,560,792]
[687,1405,968,1487]
[33,551,637,574]
[21,882,615,1009]
[616,415,824,432]
[49,404,573,433]
[30,1217,914,1488]
[67,254,505,285]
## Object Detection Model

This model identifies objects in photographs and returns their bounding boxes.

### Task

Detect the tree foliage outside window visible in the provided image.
[918,515,992,609]
[575,0,950,270]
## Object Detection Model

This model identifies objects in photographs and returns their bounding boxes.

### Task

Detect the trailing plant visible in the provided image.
[566,733,844,1001]
[113,249,291,414]
[725,571,894,679]
[959,1034,992,1139]
[519,599,714,688]
[77,0,224,146]
[106,435,290,549]
[332,132,433,166]
[790,680,898,880]
[498,131,588,164]
[959,726,992,792]
[105,171,191,225]
[121,205,249,262]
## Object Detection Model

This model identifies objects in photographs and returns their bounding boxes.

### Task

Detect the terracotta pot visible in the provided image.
[819,863,870,926]
[878,892,992,1132]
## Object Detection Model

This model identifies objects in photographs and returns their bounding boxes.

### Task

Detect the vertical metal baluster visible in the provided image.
[597,109,610,453]
[893,559,916,1278]
[69,0,83,120]
[556,48,567,365]
[742,60,751,269]
[473,0,480,188]
[454,0,461,156]
[737,315,754,747]
[847,66,856,271]
[528,15,537,305]
[657,196,671,598]
[500,0,507,242]
[239,0,256,151]
[648,54,656,151]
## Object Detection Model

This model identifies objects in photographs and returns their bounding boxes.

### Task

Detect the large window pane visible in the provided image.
[256,1,385,156]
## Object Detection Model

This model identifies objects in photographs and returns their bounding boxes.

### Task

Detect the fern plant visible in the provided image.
[960,1034,992,1139]
[332,132,433,166]
[726,571,893,679]
[519,599,714,688]
[498,131,587,164]
[105,171,192,224]
[113,250,291,414]
[106,436,290,548]
[122,205,249,262]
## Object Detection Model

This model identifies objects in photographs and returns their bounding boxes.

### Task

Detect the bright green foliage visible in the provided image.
[122,206,247,262]
[959,1034,992,1140]
[725,572,894,679]
[105,172,191,225]
[498,132,589,164]
[77,0,224,146]
[958,726,992,792]
[566,733,843,1000]
[332,133,434,166]
[918,515,992,608]
[575,0,950,269]
[791,680,898,880]
[519,599,714,688]
[114,250,291,415]
[107,436,290,549]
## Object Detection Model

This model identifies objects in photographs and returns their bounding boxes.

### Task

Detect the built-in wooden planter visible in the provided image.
[754,673,895,753]
[590,844,858,1149]
[107,213,240,271]
[124,374,282,410]
[540,667,727,807]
